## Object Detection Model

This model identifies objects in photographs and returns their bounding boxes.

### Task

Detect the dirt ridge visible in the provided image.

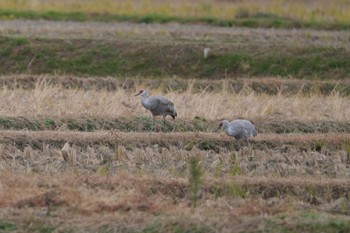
[1,116,350,134]
[0,130,349,150]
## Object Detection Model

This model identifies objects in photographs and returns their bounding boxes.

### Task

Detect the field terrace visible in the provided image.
[0,2,350,232]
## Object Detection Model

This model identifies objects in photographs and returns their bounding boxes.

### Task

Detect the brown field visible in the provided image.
[1,130,350,149]
[1,128,350,232]
[1,16,350,233]
[1,20,350,50]
[0,77,350,232]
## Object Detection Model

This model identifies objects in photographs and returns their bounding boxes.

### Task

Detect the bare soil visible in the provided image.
[1,20,349,50]
[0,130,350,150]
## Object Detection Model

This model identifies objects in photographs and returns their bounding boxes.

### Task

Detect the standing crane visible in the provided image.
[216,119,257,150]
[135,90,177,131]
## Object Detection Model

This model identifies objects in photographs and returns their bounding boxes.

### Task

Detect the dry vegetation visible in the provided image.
[1,0,350,23]
[1,130,350,232]
[4,171,348,233]
[0,3,350,231]
[1,130,350,179]
[0,77,349,231]
[0,78,349,122]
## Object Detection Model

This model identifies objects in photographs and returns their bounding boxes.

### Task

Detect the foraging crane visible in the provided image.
[216,119,257,150]
[135,90,177,131]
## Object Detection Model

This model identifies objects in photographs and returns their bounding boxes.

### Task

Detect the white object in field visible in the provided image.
[135,90,177,131]
[204,48,211,59]
[217,119,257,150]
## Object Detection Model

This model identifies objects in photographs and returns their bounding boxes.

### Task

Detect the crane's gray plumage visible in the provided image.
[217,119,257,150]
[135,90,177,131]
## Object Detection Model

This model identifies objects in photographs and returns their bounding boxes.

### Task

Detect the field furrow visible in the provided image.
[0,130,349,148]
[1,116,350,134]
[0,171,350,232]
[1,20,350,48]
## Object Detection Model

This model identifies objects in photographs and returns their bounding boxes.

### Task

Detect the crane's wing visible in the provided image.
[234,123,245,134]
[148,96,174,110]
[241,121,257,137]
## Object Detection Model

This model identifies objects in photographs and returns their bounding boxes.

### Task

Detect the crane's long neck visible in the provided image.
[140,92,152,109]
[222,121,232,134]
[225,126,236,136]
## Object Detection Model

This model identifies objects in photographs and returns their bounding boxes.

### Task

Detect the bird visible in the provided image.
[216,119,257,150]
[135,89,177,131]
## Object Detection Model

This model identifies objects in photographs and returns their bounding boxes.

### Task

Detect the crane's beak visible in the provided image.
[215,125,222,132]
[134,92,141,96]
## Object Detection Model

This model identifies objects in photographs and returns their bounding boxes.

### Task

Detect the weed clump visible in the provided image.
[189,156,203,208]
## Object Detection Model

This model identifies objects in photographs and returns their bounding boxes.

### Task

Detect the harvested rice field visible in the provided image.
[0,1,350,232]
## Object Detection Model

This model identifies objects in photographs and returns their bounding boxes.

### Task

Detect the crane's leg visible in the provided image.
[163,115,166,132]
[246,138,251,147]
[235,140,241,151]
[152,115,156,131]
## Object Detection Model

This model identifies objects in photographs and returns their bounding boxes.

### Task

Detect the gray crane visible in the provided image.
[216,119,257,150]
[135,90,177,131]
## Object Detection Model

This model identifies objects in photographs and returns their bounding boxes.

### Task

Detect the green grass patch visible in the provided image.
[189,156,203,208]
[0,221,17,232]
[210,182,247,199]
[204,48,350,78]
[137,223,212,233]
[1,36,350,79]
[0,117,350,134]
[262,215,350,233]
[32,224,56,233]
[0,219,57,233]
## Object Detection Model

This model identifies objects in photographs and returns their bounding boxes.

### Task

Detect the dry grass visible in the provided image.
[0,7,349,230]
[1,0,350,23]
[0,86,349,231]
[2,74,350,96]
[0,131,350,178]
[1,126,350,231]
[0,79,349,122]
[0,171,309,232]
[0,168,349,231]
